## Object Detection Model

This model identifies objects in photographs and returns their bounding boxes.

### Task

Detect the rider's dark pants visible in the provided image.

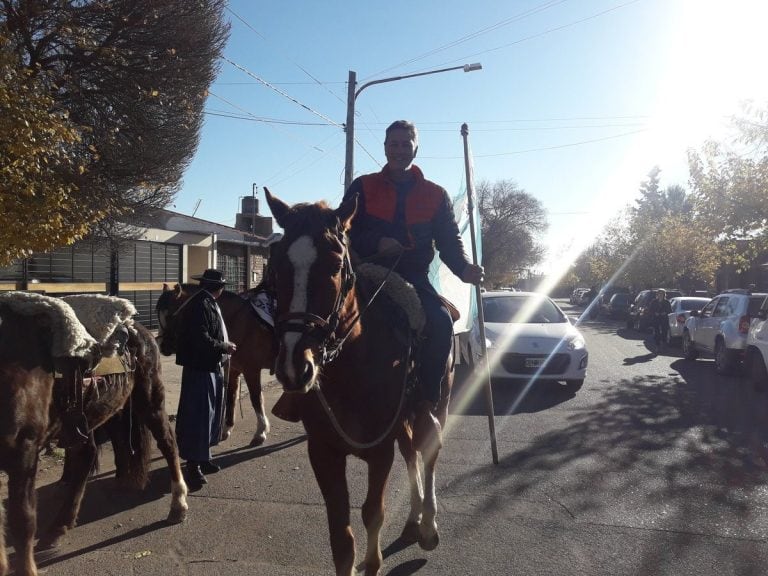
[413,285,453,408]
[652,317,668,344]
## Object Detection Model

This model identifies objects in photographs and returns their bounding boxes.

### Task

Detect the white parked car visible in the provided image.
[683,289,768,374]
[470,291,588,392]
[666,296,711,346]
[745,295,768,390]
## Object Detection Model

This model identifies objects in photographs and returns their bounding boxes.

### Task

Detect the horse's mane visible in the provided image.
[177,283,242,303]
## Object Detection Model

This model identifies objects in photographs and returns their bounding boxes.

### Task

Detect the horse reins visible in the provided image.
[274,228,413,450]
[276,229,404,367]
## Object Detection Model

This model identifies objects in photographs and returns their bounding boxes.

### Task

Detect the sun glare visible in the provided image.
[652,0,768,159]
[539,1,768,289]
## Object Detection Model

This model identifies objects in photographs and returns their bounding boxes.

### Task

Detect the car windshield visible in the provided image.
[483,295,566,323]
[611,294,629,304]
[680,298,708,310]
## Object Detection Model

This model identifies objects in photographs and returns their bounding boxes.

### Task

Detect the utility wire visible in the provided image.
[420,129,646,159]
[225,5,346,104]
[221,56,344,129]
[207,90,326,152]
[426,0,643,70]
[204,110,330,126]
[363,0,569,82]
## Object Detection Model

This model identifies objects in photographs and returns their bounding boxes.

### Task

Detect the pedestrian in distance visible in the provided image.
[342,119,484,454]
[647,289,672,353]
[175,268,237,487]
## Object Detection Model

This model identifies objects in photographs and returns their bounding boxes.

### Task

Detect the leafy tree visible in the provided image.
[688,108,768,272]
[0,32,98,262]
[0,0,229,264]
[574,170,716,293]
[476,179,547,287]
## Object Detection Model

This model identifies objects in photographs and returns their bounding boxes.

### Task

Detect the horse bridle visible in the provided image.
[275,226,357,367]
[275,226,413,450]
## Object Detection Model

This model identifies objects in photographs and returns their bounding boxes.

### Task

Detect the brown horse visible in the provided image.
[0,295,187,576]
[264,188,453,576]
[156,284,276,446]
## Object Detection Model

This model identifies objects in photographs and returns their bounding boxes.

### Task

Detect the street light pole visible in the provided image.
[343,63,482,191]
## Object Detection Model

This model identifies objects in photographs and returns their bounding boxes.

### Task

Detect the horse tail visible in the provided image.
[107,403,153,490]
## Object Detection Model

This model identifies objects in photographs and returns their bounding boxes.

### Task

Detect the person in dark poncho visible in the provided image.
[175,268,237,486]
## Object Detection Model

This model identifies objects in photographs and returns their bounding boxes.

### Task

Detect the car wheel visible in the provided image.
[714,339,734,375]
[749,349,768,392]
[682,331,698,360]
[565,379,584,393]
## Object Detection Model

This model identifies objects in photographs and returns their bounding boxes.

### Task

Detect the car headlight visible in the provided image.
[567,336,585,350]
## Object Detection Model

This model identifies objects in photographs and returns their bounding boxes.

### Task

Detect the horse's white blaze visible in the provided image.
[282,235,317,382]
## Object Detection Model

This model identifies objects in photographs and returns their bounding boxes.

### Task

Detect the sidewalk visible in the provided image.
[158,353,278,417]
[158,353,182,416]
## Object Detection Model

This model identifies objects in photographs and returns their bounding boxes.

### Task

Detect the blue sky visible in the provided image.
[176,0,768,275]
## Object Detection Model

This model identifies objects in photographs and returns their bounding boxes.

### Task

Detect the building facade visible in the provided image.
[0,200,276,329]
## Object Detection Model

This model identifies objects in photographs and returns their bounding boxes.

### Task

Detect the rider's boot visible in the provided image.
[271,392,304,423]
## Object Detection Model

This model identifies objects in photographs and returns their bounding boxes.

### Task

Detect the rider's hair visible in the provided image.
[385,120,418,144]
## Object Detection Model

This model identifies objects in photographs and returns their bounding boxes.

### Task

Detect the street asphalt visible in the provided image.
[8,320,768,575]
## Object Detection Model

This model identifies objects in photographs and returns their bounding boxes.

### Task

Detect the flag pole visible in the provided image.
[461,123,499,465]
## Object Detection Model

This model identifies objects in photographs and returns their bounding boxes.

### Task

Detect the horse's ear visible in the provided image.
[264,187,291,228]
[162,283,170,292]
[336,193,357,231]
[173,283,181,294]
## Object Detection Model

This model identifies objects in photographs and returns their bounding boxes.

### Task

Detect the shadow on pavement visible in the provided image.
[451,364,576,416]
[446,361,768,575]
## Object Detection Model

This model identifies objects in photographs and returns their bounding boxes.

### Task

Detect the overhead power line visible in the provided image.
[420,128,647,159]
[203,110,330,126]
[363,0,570,81]
[207,90,327,152]
[430,0,643,70]
[220,56,344,129]
[225,6,346,104]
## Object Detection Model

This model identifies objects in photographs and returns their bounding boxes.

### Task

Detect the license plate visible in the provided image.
[525,357,544,368]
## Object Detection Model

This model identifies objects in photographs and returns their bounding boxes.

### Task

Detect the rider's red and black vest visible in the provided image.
[343,165,469,282]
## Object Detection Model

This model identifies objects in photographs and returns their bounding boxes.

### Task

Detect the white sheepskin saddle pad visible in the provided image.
[356,263,425,333]
[61,294,138,348]
[0,291,97,358]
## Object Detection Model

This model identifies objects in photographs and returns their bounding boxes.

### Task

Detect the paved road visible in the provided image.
[10,300,768,575]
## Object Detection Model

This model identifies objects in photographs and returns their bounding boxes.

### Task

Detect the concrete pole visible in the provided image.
[344,70,356,192]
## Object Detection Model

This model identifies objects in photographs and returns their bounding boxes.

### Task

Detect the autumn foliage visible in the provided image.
[0,0,229,265]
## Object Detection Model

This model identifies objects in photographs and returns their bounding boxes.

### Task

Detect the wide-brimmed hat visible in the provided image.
[191,268,227,286]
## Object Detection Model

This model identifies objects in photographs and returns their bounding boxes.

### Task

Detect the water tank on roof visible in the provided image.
[242,196,258,215]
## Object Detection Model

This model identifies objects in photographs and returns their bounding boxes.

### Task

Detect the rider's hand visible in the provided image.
[225,341,237,354]
[461,263,484,285]
[377,237,403,254]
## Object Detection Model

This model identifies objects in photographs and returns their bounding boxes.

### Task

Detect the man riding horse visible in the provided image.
[343,120,484,451]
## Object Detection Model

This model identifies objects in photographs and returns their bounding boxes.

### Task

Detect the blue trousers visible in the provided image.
[414,285,453,407]
[175,366,225,462]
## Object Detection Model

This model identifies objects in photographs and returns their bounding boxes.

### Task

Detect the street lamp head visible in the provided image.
[463,63,482,72]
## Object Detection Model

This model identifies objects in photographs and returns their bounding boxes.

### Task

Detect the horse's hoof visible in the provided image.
[37,532,65,551]
[400,521,420,544]
[249,433,266,447]
[418,529,439,551]
[167,506,187,525]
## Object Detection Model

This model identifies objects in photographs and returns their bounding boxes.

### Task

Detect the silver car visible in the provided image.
[666,296,711,345]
